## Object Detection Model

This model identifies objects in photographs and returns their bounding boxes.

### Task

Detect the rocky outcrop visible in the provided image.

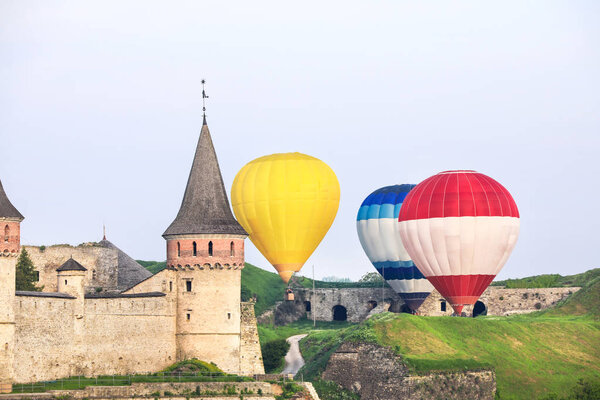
[323,342,495,400]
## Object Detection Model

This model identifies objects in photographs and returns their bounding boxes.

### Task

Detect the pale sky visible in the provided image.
[1,1,599,280]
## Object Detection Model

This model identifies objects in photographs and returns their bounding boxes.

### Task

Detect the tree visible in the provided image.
[15,248,42,291]
[359,272,384,283]
[261,338,290,372]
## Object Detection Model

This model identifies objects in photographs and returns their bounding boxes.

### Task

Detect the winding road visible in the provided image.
[281,334,308,375]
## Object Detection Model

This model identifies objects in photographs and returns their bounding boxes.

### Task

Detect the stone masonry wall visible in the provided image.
[239,301,265,375]
[289,286,579,322]
[293,288,397,323]
[418,286,580,317]
[24,245,118,293]
[323,342,495,400]
[13,293,176,383]
[1,382,275,400]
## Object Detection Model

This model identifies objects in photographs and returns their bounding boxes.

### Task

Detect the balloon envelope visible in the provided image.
[398,170,520,314]
[357,185,433,312]
[231,153,340,283]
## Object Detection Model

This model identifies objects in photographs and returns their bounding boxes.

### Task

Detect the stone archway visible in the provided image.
[367,300,378,311]
[473,301,487,317]
[304,301,311,312]
[332,305,347,321]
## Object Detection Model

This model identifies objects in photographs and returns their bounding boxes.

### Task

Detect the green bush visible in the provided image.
[261,338,290,372]
[312,380,359,400]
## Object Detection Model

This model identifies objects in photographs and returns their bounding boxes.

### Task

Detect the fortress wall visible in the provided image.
[239,302,264,375]
[81,296,176,376]
[292,286,580,321]
[13,295,176,383]
[24,245,118,292]
[419,286,580,316]
[13,295,76,383]
[123,268,176,294]
[294,288,398,322]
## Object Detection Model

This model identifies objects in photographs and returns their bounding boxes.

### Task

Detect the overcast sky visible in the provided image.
[1,1,598,280]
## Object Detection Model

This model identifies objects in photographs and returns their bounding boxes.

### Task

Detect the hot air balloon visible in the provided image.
[231,153,340,283]
[357,185,434,312]
[398,170,520,315]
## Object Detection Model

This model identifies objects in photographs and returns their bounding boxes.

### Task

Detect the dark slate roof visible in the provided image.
[0,179,24,220]
[57,257,87,272]
[85,291,166,299]
[163,119,247,237]
[16,291,75,299]
[98,239,153,289]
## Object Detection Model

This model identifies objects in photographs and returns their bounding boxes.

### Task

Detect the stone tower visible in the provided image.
[163,116,248,373]
[0,179,24,393]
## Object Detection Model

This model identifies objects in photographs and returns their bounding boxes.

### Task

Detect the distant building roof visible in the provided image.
[57,257,87,272]
[16,291,75,299]
[98,239,152,289]
[0,179,24,221]
[163,118,247,237]
[85,291,166,299]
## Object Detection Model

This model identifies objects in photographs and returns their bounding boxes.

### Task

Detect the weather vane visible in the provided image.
[201,79,209,117]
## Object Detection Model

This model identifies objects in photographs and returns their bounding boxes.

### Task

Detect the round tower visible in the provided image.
[163,116,248,373]
[57,257,87,299]
[0,179,24,393]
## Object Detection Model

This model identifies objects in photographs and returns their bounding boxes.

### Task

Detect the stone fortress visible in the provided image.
[271,285,579,325]
[0,116,264,393]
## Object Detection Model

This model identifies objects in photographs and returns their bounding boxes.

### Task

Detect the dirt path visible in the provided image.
[281,334,308,375]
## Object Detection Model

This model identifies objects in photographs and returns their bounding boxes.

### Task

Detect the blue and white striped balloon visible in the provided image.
[356,185,433,312]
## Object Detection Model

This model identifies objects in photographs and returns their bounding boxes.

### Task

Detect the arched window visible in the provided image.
[4,225,9,243]
[177,242,181,257]
[230,241,234,257]
[193,241,197,257]
[208,241,213,257]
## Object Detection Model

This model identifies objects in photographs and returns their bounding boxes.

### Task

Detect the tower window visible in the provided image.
[193,241,197,256]
[177,242,181,257]
[4,225,9,243]
[65,280,68,285]
[230,241,234,257]
[186,281,192,292]
[227,312,231,320]
[208,241,213,257]
[186,313,191,321]
[169,281,173,292]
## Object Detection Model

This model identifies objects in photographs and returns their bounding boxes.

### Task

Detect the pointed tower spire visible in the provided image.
[0,179,23,221]
[163,103,246,237]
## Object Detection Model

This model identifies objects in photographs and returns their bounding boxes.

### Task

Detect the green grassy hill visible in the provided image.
[297,275,600,400]
[136,260,166,274]
[491,268,599,289]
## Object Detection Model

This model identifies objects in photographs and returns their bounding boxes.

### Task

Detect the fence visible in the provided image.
[10,372,254,394]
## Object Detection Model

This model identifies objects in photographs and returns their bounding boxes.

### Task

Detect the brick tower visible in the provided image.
[163,115,248,373]
[0,179,24,393]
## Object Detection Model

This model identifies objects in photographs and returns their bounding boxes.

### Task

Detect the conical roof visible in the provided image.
[163,119,247,237]
[57,257,87,272]
[0,179,24,220]
[98,238,152,289]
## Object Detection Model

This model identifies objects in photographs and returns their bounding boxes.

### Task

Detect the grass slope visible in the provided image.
[136,260,166,274]
[491,268,599,289]
[298,276,600,399]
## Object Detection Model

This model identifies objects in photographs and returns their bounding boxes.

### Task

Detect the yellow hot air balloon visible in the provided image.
[231,153,340,283]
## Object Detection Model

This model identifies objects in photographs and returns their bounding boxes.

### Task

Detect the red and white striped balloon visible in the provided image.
[398,170,520,315]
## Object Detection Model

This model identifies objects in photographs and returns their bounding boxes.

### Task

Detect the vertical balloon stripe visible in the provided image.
[357,184,433,312]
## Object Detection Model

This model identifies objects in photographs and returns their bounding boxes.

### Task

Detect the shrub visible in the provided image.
[261,339,290,372]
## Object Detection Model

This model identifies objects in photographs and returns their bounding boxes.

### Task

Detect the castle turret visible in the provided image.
[0,179,24,393]
[163,116,248,373]
[57,257,87,299]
